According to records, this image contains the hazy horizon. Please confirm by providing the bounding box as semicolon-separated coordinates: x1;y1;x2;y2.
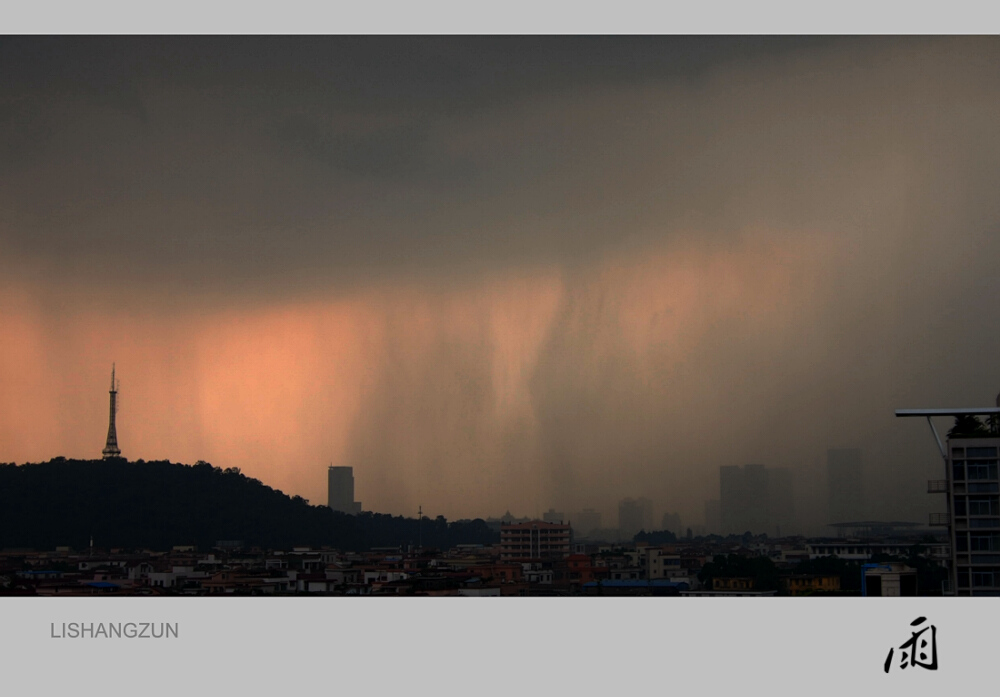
2;37;999;533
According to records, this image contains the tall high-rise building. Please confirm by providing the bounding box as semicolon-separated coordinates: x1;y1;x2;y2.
328;466;362;514
743;464;769;533
720;465;742;534
827;448;863;524
102;364;121;459
897;403;1000;596
720;464;770;535
618;497;653;539
542;508;565;524
941;437;1000;596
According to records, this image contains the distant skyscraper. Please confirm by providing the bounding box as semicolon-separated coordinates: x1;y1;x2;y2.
618;497;653;539
720;464;770;535
542;508;565;523
743;464;769;533
720;465;742;534
102;364;121;459
827;449;863;523
328;466;362;514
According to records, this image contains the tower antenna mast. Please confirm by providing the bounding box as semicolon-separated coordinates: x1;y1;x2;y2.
102;363;121;459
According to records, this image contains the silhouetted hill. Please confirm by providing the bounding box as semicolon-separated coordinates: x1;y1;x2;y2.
0;458;498;552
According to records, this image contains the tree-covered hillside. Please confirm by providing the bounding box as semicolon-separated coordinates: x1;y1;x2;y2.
0;458;497;552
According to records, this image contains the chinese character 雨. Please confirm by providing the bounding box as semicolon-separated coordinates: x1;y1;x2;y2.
884;617;938;673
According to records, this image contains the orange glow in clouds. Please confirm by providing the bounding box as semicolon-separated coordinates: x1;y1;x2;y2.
0;232;831;518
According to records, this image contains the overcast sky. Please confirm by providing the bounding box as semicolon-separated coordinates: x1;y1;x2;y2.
2;36;999;532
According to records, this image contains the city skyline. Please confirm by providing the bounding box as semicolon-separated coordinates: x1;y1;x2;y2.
2;37;1000;529
8;363;946;537
3;13;1000;697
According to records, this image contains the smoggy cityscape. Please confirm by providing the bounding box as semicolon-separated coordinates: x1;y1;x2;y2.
3;36;1000;596
1;367;997;596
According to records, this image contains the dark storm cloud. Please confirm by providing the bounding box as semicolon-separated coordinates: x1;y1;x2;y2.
1;36;841;112
3;36;1000;529
0;35;854;296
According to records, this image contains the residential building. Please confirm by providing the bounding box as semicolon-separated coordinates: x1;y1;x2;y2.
897;404;1000;596
646;548;682;580
562;554;608;590
945;438;1000;596
864;563;917;597
713;577;754;591
806;539;942;561
782;575;841;595
583;579;689;596
499;521;571;560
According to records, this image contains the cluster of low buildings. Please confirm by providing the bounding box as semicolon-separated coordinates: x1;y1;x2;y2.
0;519;946;596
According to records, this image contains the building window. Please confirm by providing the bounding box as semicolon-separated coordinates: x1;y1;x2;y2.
967;463;998;480
955;497;968;516
967;447;999;458
970;518;1000;528
953;463;966;481
972;571;995;587
956;534;969;551
969;497;1000;516
970;533;1000;551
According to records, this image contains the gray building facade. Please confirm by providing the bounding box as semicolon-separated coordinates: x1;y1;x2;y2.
944;438;1000;596
328;466;362;515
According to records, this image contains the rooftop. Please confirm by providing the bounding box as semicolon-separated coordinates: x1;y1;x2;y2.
895;408;1000;417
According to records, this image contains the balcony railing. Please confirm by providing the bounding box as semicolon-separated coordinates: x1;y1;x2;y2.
928;479;949;493
929;512;950;526
941;578;954;596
